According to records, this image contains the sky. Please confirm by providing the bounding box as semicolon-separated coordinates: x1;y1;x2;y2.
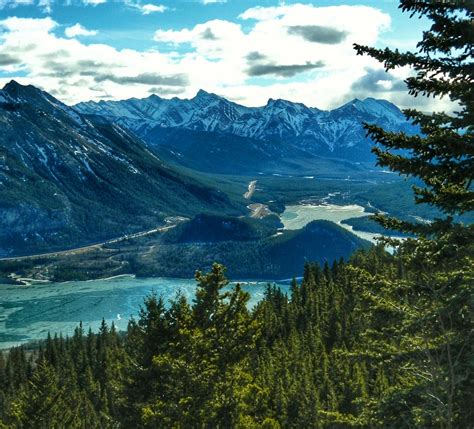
0;0;452;111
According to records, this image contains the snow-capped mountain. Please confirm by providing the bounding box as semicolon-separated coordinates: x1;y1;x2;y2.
0;81;236;256
75;90;417;167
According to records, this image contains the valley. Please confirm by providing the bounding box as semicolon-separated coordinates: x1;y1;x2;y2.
0;81;459;346
1;172;440;284
0;217;187;263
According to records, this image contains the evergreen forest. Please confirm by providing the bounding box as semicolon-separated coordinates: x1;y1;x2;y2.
0;1;472;427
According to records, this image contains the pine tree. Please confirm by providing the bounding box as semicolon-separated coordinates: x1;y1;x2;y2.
10;359;64;428
133;264;263;427
354;1;473;427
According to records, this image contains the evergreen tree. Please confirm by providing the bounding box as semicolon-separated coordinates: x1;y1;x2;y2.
136;264;262;427
354;1;473;427
10;359;64;428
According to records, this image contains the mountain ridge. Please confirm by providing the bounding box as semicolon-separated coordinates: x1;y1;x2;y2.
75;89;406;134
75;88;418;172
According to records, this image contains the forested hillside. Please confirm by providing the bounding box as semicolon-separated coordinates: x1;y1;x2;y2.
0;81;240;257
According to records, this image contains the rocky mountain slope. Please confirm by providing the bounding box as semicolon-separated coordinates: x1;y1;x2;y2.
0;81;239;256
76;90;418;173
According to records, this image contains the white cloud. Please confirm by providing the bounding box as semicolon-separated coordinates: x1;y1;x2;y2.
124;1;167;14
0;6;452;113
38;0;52;13
0;17;187;104
202;0;227;4
65;23;98;38
238;5;284;21
152;4;392;107
140;3;167;15
0;0;34;9
82;0;107;4
0;16;56;32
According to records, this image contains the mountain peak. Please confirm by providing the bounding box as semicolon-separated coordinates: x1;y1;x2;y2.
2;80;86;126
345;97;395;109
3;80;37;92
2;80;50;104
146;93;162;102
3;79;22;90
266;98;290;108
265;98;314;111
339;97;404;121
196;88;210;97
193;89;221;101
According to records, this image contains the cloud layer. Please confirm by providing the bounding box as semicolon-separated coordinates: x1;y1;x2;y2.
0;3;451;111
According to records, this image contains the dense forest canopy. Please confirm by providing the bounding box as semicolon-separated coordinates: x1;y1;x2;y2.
0;1;472;427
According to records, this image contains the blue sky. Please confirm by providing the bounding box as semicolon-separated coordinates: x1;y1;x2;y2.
0;0;444;110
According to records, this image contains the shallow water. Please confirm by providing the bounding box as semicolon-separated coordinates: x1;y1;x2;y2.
281;203;381;241
281;203;369;229
0;276;288;349
280;203;403;246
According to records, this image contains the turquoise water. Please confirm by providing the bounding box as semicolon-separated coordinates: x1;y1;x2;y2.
0;275;288;349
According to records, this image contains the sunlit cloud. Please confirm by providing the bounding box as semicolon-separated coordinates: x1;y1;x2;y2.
140;4;166;14
65;23;98;38
125;1;167;15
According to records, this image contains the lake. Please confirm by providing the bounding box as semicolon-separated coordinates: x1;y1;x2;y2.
0;276;289;350
281;203;381;242
281;203;369;229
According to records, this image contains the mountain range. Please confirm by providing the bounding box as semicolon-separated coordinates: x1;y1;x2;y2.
76;90;418;174
0;80;417;257
0;81;238;256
